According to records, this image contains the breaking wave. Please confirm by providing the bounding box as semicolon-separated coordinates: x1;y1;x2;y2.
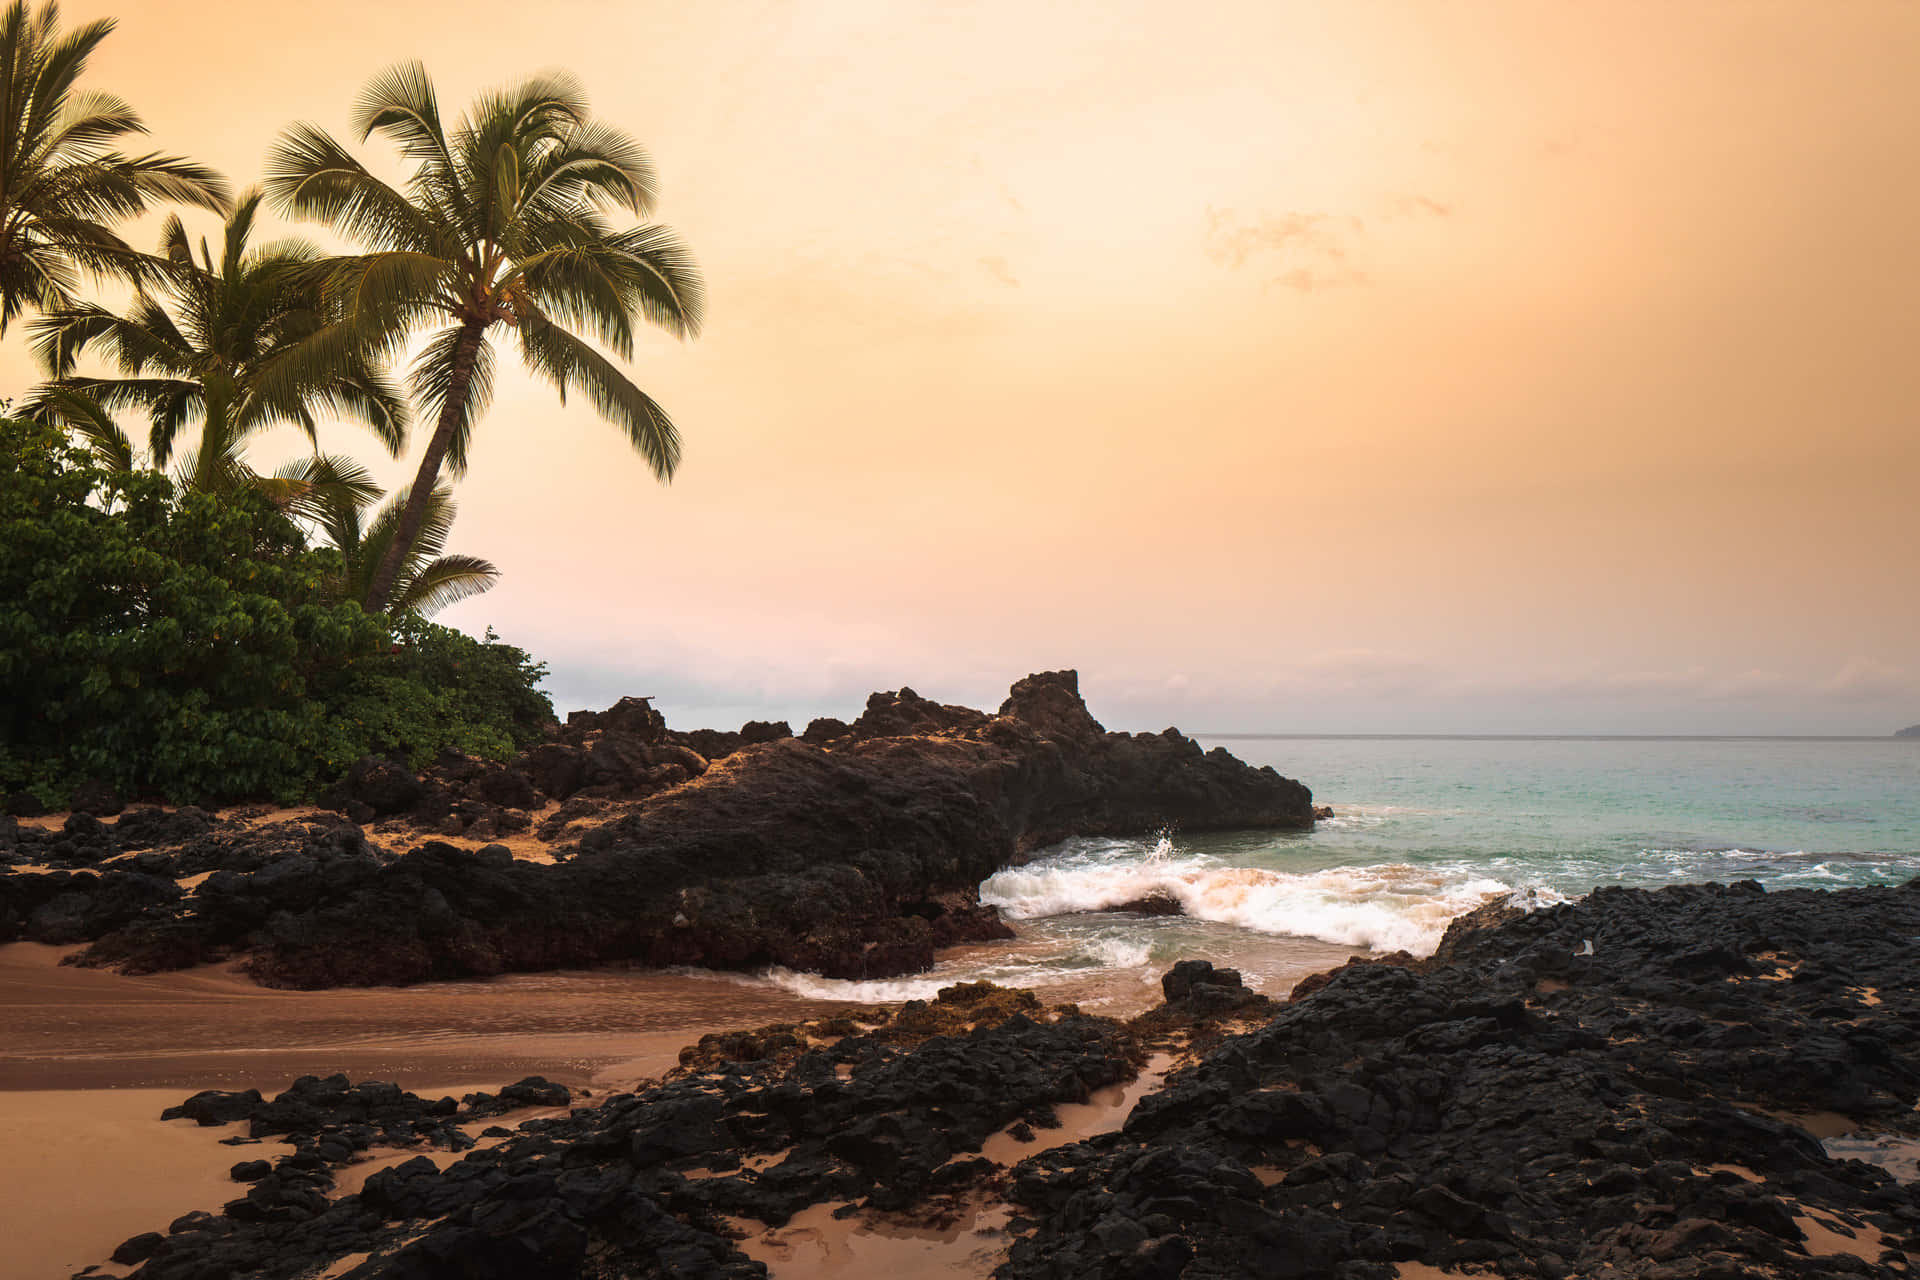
740;932;1161;1004
980;852;1513;957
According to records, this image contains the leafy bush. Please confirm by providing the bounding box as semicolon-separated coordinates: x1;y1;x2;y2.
0;418;553;805
316;618;552;770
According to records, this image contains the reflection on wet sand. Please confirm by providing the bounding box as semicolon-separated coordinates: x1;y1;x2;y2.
0;942;854;1091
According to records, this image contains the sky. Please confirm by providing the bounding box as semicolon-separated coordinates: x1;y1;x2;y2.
12;0;1920;734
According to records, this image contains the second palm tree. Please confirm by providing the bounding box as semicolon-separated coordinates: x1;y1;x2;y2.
265;63;705;613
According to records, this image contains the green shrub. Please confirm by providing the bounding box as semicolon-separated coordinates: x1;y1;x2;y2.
317;618;553;771
0;417;553;804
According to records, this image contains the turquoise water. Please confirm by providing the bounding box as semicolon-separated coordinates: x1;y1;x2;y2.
1217;735;1920;892
751;737;1920;1011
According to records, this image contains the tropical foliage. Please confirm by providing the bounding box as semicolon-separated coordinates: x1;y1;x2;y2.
23;188;407;491
315;480;498;618
0;0;229;330
264;63;703;610
0;417;549;805
0;22;705;804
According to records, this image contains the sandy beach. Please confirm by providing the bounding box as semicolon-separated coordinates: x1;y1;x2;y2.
0;942;853;1277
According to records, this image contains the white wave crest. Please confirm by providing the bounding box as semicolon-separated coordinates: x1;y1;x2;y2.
751;968;953;1003
981;858;1509;956
1505;885;1572;911
1077;934;1155;969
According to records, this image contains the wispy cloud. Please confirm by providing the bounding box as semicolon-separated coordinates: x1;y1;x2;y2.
1204;207;1370;292
977;255;1021;288
1819;659;1919;701
1385;193;1453;219
1204;207;1360;268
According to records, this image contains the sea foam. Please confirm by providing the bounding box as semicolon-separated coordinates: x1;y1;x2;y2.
980;855;1510;956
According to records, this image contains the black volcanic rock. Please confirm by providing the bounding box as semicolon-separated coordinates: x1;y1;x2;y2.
801;716;852;743
738;719;792;745
99;885;1920;1280
1001;880;1920;1280
61;671;1313;988
115;985;1134;1280
999;669;1106;748
4;789;46;817
851;685;990;739
69;778;125;817
324;757;424;821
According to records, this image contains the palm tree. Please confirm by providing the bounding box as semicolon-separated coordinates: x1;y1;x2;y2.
0;0;229;331
263;63;703;612
314;480;497;618
25;187;408;490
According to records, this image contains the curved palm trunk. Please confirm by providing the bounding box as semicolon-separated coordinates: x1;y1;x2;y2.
363;317;488;613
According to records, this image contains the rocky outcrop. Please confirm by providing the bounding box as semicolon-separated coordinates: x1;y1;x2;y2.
114;984;1135;1280
16;671;1313;987
1001;880;1920;1279
100;882;1920;1280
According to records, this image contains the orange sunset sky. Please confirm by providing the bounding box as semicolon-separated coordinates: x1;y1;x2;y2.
12;0;1919;733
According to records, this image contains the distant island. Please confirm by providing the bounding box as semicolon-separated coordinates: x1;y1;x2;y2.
1899;725;1920;738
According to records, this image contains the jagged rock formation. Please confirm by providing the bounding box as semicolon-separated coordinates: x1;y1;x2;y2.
1002;880;1920;1279
96;882;1920;1280
113;985;1136;1280
2;671;1313;987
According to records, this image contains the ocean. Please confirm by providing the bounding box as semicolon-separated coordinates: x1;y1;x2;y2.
743;736;1920;1014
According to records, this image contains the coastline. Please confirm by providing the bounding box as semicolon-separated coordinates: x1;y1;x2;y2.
7;877;1918;1278
0;942;856;1277
5;680;1918;1277
2;672;1315;992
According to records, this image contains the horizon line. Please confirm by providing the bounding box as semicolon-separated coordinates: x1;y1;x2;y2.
1191;732;1913;743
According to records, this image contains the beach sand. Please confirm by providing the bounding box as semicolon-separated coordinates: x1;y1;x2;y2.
7;1088;252;1276
0;941;854;1277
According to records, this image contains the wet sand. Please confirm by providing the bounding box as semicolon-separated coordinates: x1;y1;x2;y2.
7;1089;252;1277
0;943;853;1092
735;1197;1016;1280
0;941;856;1279
0;920;1372;1278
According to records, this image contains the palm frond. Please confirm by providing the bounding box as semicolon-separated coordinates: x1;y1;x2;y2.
352;61;451;166
518;318;679;479
269;451;383;523
518;118;657;218
264;122;440;254
394;553;498;617
0;2;229;328
30;385;136;471
605;224;705;338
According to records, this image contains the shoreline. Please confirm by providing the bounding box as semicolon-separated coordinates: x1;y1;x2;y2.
5;877;1917;1278
2;671;1318;991
0;943;858;1278
0;942;861;1094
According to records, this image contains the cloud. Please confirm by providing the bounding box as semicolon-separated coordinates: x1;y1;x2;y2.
1204;207;1362;270
1819;659;1919;701
1386;193;1453;219
977;255;1021;288
1205;207;1373;293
